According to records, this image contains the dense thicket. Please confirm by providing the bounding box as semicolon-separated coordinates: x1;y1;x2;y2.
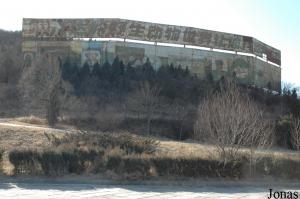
0;30;22;115
61;57;205;104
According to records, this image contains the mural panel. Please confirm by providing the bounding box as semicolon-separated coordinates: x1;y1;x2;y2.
253;58;281;91
81;50;101;66
22;41;37;52
104;41;279;91
115;46;145;66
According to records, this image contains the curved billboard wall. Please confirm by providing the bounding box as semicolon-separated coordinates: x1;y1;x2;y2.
22;18;281;91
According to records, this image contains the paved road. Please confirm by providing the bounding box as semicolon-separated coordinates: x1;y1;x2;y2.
0;182;299;199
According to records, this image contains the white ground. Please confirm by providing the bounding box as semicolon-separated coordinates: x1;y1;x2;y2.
0;182;299;199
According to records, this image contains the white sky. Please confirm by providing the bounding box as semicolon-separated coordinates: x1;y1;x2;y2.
1;0;300;87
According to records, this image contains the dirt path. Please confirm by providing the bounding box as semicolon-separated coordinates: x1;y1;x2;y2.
0;119;73;133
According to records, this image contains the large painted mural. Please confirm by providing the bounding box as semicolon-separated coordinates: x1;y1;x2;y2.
21;18;281;91
65;40;280;91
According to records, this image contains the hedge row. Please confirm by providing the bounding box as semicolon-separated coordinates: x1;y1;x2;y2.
254;157;300;179
0;149;3;164
8;149;300;180
106;156;243;178
8;149;242;178
9;149;102;175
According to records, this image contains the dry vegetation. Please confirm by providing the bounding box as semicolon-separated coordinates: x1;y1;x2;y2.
14;115;47;126
0;122;66;175
159;139;300;162
1;119;297;160
0;124;63;151
1;119;300;180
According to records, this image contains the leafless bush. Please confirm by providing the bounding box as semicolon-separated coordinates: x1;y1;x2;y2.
21;53;62;125
45;131;159;155
194;82;273;168
171;102;192;139
291;117;300;151
46;85;60;126
127;81;161;135
94;104;125;131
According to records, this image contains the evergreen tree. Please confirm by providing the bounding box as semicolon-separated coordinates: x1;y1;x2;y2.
101;61;112;81
79;62;91;81
92;62;101;77
141;58;155;82
184;66;190;77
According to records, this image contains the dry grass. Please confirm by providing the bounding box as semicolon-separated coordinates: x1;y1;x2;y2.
14;115;46;126
0;124;64;151
1;120;300;178
0;123;68;175
158;139;300;162
5;116;78;132
1;120;299;161
157;139;216;159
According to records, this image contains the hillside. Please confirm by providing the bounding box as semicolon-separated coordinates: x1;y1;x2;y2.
1;30;300;181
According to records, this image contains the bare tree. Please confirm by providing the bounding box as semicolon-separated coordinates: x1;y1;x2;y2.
127;81;161;135
291;117;300;151
282;82;295;95
194;82;273;169
21;53;62;125
46;83;60;126
172;102;191;140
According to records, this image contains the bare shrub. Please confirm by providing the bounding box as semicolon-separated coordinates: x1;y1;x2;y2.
291;117;300;150
171;102;194;139
60;95;90;120
127;81;161;135
20;53;62;125
46;85;60;126
194;82;273;169
59;96;125;130
45;131;159;155
94;104;125;131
